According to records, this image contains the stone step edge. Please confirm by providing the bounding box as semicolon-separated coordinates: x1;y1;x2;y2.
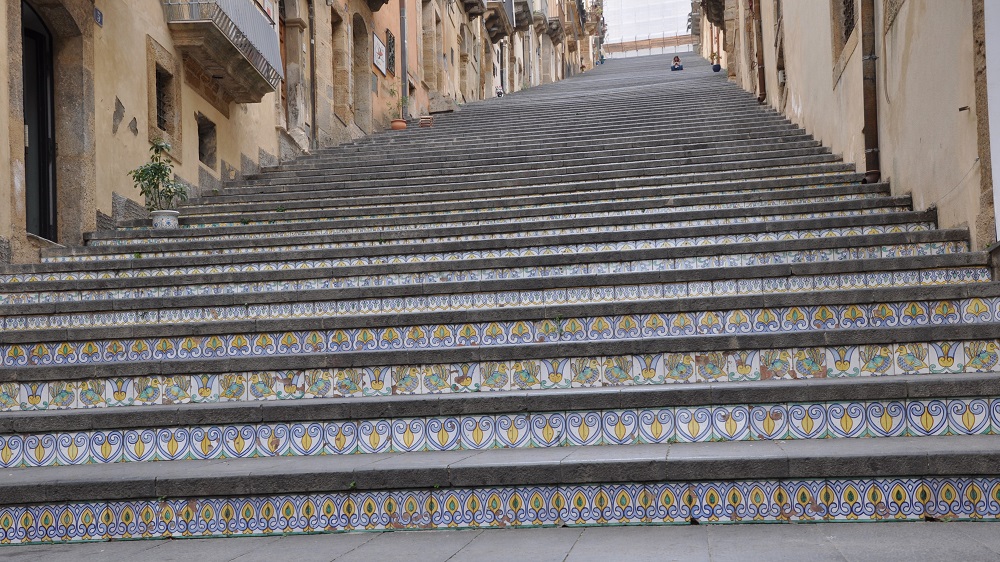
88;183;884;249
91;174;869;241
7;230;969;293
295;121;805;159
259;139;824;180
252;144;828;184
1;254;987;318
274;131;818;173
2;372;994;435
60;192;904;258
0;436;996;506
3;281;993;345
22;211;935;276
4;323;998;383
211;148;836;208
211;157;848;200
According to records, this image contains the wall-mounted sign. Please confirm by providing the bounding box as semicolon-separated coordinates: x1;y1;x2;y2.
373;33;387;75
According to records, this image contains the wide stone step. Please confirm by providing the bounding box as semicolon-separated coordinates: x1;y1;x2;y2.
0;435;996;544
3;284;998;370
264;121;807;175
100;173;867;241
7;214;939;282
272;129;817;174
2;325;997;413
259;138;823;182
192;166;857;220
0;373;995;468
2;255;989;331
42;206;929;265
129;180;890;233
303;101;780;151
3;230;969;304
61;190;901;261
220;146;831;200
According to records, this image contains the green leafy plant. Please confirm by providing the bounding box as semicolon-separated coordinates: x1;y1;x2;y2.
386;82;408;120
128;140;188;211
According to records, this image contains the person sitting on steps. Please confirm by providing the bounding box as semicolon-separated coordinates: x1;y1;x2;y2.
671;56;683;71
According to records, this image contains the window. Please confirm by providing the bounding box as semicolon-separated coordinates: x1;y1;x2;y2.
386;30;396;75
155;67;172;132
146;36;181;154
841;0;855;44
196;112;216;169
829;0;858;84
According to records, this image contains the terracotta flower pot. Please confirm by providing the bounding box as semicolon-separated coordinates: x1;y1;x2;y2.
150;209;180;229
391;119;407;130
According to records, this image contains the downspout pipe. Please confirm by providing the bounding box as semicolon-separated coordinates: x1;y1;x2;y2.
751;0;765;103
308;0;319;150
400;0;409;119
860;0;881;183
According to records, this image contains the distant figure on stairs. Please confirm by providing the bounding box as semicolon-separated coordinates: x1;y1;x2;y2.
671;56;683;71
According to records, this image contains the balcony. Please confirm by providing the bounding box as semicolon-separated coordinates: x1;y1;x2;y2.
485;0;514;42
463;0;486;17
161;0;284;103
513;0;532;31
546;17;564;43
532;10;547;33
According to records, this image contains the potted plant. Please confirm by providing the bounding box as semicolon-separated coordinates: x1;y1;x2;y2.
128;139;188;229
710;52;722;73
387;82;407;130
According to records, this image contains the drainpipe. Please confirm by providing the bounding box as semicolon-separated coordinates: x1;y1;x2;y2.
400;0;409;119
751;0;765;103
860;0;880;183
308;0;319;150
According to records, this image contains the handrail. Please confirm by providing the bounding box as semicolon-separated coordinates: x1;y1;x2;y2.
162;0;284;88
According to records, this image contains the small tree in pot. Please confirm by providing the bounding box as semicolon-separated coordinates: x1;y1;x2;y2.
387;81;408;130
128;139;188;229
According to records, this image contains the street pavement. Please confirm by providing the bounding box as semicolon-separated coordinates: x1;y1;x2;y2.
3;522;999;561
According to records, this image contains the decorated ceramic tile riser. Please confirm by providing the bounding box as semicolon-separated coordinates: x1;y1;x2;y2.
1;341;995;413
0;240;969;306
91;188;873;249
3;268;990;330
45;206;912;263
1;396;997;468
90;183;861;247
3;299;996;368
115;172;852;230
0;477;996;544
0;223;939;284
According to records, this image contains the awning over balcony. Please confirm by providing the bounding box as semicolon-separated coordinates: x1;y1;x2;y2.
162;0;284;103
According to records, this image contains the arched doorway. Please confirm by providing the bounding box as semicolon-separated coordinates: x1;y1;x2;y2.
351;14;372;133
22;1;57;241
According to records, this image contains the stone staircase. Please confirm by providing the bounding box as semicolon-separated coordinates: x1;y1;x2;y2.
2;53;1000;545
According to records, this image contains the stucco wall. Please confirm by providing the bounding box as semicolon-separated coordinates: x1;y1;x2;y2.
770;0;866;169
94;0;280;211
876;0;983;243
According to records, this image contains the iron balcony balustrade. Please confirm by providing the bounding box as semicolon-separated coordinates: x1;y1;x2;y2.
161;0;284;103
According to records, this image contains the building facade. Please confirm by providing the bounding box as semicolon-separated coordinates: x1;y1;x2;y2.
699;0;996;249
6;0;603;264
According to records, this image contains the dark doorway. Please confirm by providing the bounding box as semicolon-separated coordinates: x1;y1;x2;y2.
22;1;57;241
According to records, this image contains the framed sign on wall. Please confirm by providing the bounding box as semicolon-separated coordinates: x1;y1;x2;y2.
373;33;387;75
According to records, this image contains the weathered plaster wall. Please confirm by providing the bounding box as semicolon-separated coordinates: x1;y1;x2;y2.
94;0;280;209
0;2;10;263
875;0;985;246
774;0;865;170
